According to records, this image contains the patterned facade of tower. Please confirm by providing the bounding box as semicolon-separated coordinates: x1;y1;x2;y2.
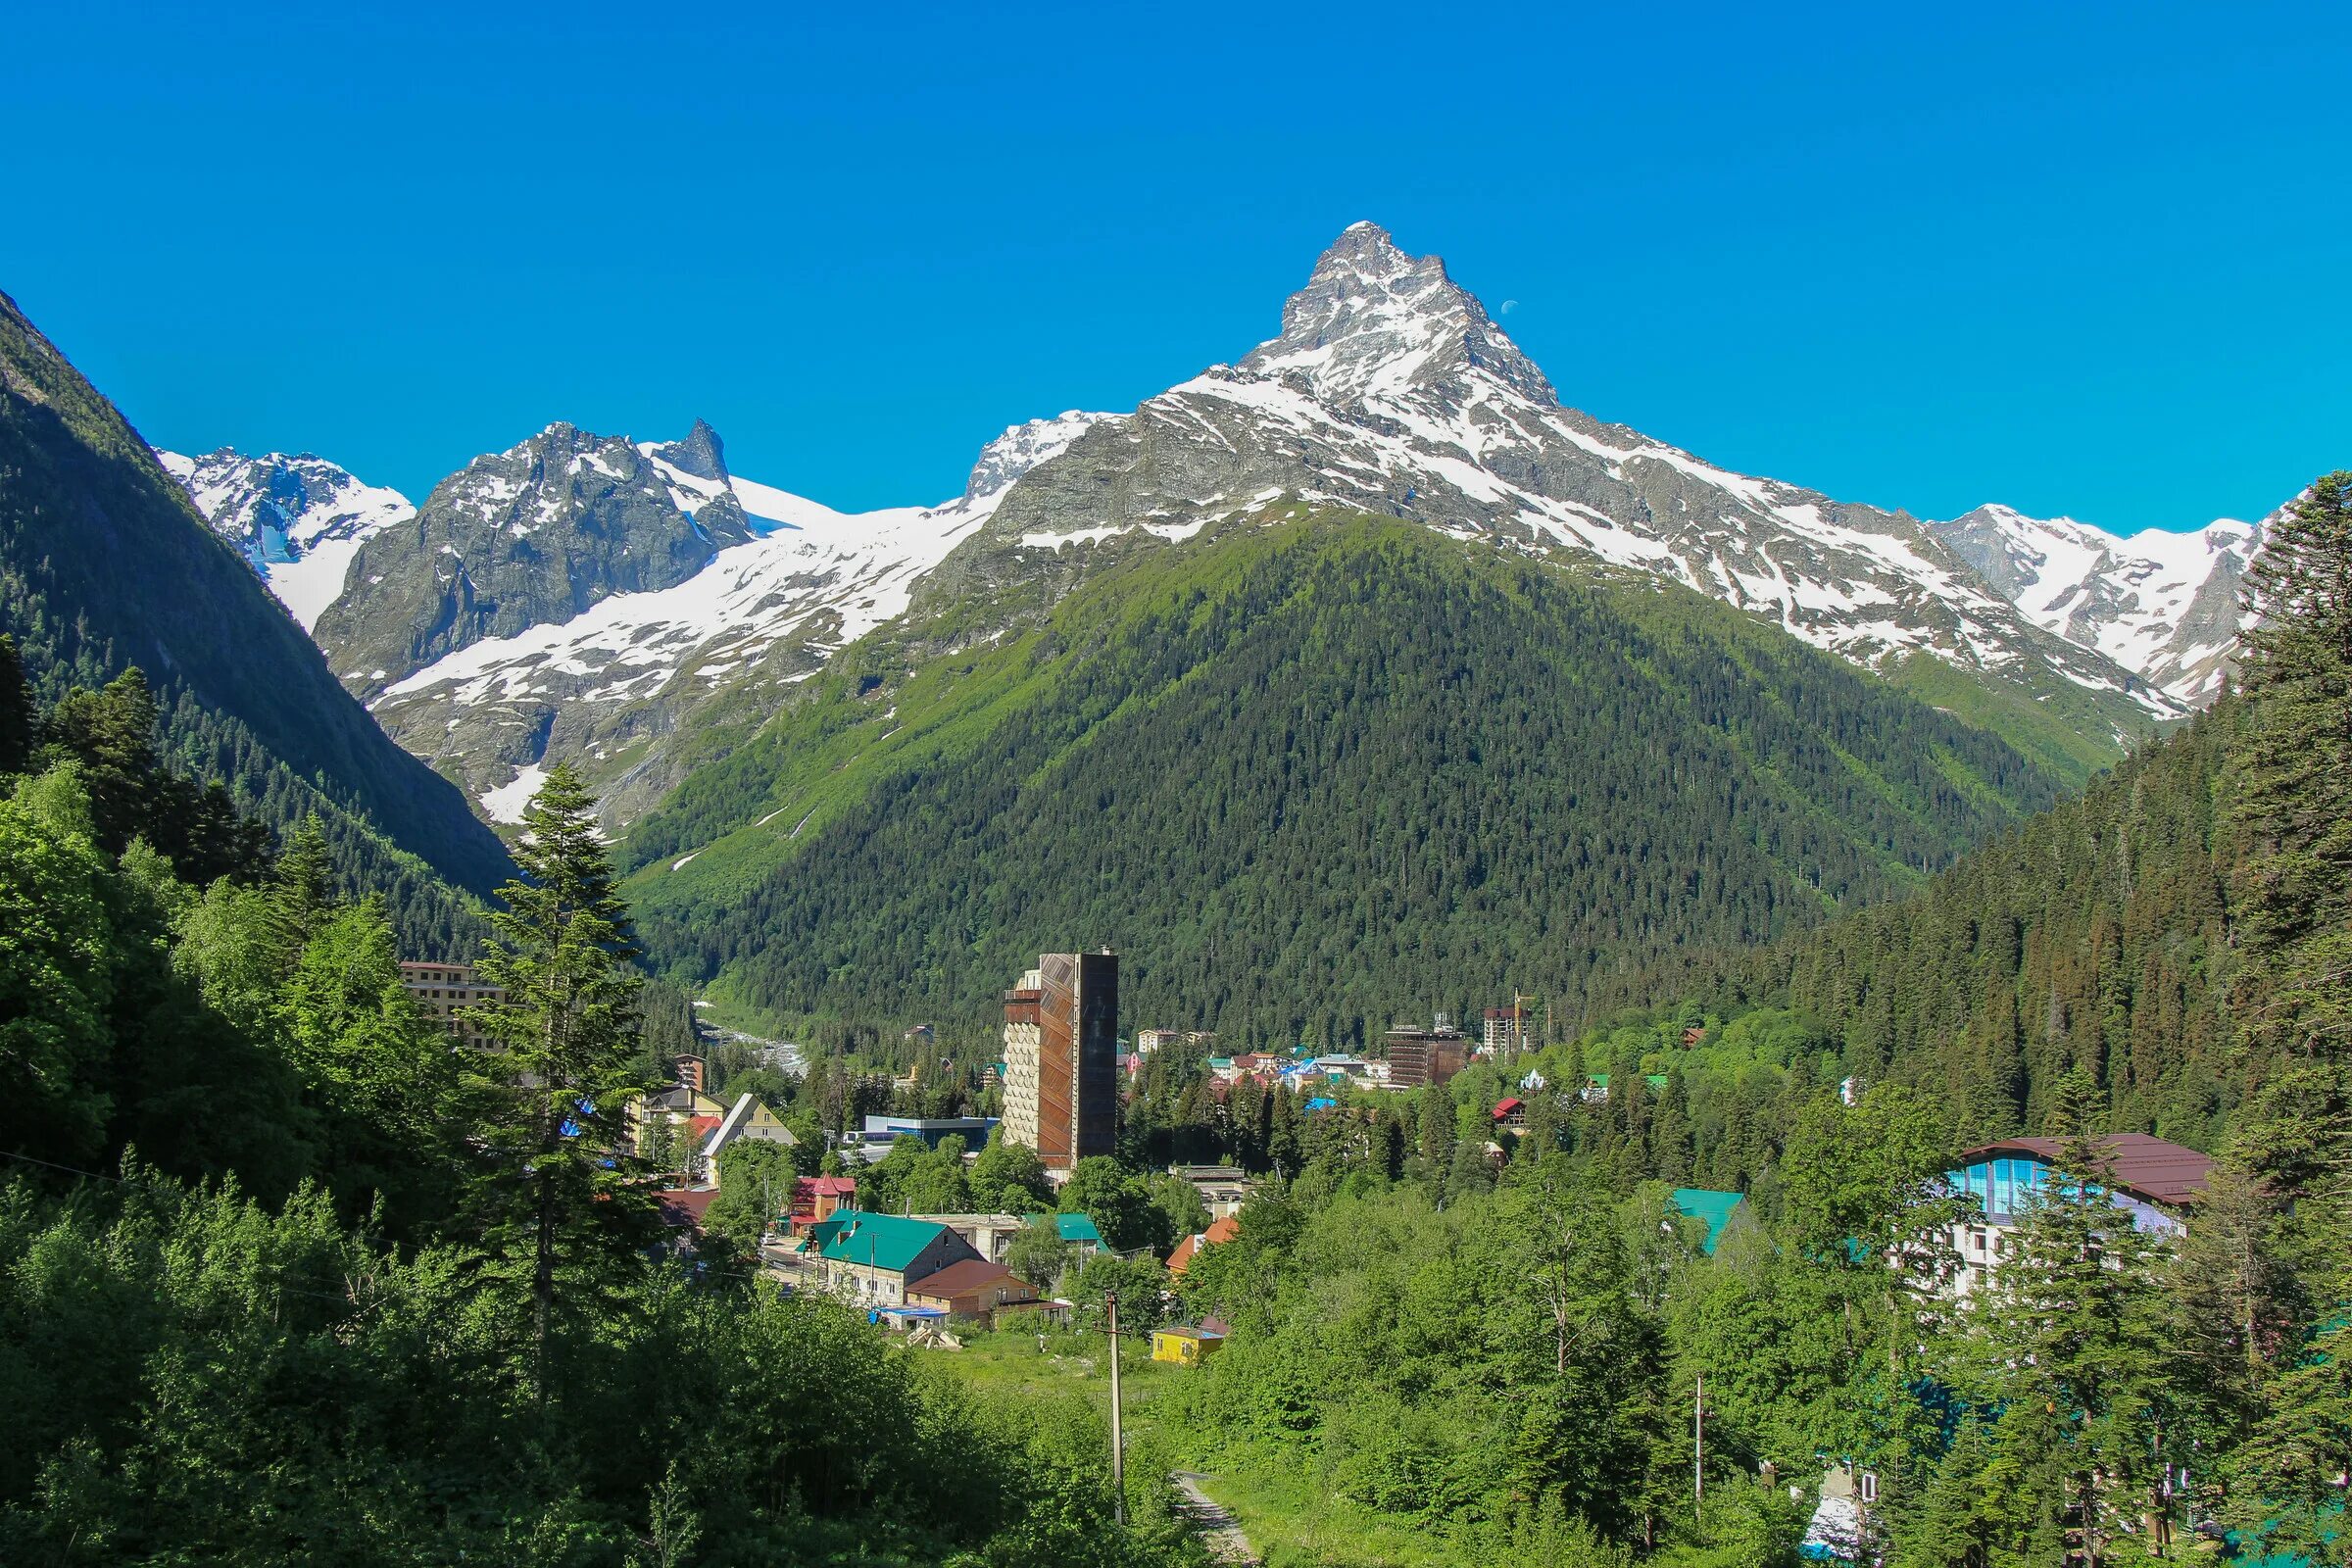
1000;951;1117;1172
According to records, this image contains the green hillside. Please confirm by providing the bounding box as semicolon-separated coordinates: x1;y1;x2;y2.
1677;473;2351;1156
1705;704;2239;1145
624;513;2066;1044
0;287;510;952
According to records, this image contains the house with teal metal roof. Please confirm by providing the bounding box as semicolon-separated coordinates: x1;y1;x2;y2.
815;1210;984;1306
1027;1212;1105;1254
1671;1188;1745;1254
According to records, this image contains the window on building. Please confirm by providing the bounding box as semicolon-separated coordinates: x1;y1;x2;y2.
1859;1472;1879;1503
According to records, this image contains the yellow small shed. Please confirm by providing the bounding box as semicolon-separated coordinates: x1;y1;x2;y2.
1150;1326;1225;1365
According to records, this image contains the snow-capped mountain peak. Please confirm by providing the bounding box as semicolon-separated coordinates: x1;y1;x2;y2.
1934;504;2262;706
1240;221;1554;406
156;448;414;630
974;222;2186;732
333;409;1117;824
962;412;1124;503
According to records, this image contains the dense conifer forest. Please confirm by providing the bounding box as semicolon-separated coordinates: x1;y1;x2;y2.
629;517;2065;1043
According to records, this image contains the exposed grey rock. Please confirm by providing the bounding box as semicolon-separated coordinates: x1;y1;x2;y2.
347;413;1117;826
315;420;754;697
1935;503;2264;707
926;222;2178;742
155;448;413;631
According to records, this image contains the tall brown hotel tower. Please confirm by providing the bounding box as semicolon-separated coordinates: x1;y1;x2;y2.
1001;950;1119;1171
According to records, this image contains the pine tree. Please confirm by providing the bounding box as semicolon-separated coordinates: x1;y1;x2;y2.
0;632;35;776
2167;1161;2294;1447
1418;1084;1455;1201
266;813;335;963
464;761;662;1395
1973;1074;2178;1567
2222;470;2352;1565
44;667;162;855
2230;471;2352;1200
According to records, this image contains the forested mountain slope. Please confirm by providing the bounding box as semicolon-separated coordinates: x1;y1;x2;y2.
1703;702;2242;1146
627;512;2065;1043
0;287;509;949
1681;474;2350;1155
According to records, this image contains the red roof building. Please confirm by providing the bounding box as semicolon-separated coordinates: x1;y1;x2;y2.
788;1175;859;1236
655;1188;717;1234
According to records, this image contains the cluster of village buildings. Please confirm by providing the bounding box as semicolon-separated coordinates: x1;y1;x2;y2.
398;955;2222;1393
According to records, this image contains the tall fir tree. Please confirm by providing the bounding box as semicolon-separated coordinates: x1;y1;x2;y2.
465;761;662;1395
2223;470;2352;1565
266;813;336;963
2230;469;2352;1199
0;632;35;776
1971;1074;2179;1568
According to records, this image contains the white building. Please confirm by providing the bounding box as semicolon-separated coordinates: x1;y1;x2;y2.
1001;967;1044;1153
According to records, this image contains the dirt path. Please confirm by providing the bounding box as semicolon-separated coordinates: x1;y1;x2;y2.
1170;1472;1259;1565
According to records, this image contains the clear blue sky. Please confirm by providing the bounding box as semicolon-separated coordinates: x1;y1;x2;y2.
4;1;2344;533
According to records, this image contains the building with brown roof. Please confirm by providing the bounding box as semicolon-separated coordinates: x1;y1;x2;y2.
1168;1212;1243;1277
905;1259;1039;1324
1945;1133;2215;1296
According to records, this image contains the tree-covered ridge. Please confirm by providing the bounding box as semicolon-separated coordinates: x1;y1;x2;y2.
1647;475;2352;1168
628;514;2063;1044
0;286;509;952
1705;699;2244;1147
0;734;1195;1565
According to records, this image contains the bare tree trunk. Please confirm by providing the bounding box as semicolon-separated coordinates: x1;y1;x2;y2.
534;1164;555;1402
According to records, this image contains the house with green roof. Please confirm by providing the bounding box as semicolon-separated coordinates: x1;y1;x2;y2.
1671;1188;1746;1254
815;1210;985;1306
1027;1212;1105;1255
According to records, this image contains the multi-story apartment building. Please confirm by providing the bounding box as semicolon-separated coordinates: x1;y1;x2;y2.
1482;1005;1532;1057
1135;1028;1216;1056
398;960;505;1044
1000;950;1118;1172
1383;1019;1471;1090
1002;968;1044;1152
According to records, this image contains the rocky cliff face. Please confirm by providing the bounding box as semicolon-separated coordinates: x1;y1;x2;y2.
313;418;757;695
155;448;413;630
350;412;1115;824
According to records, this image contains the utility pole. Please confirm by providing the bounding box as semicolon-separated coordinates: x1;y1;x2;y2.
1105;1291;1127;1526
1693;1372;1705;1525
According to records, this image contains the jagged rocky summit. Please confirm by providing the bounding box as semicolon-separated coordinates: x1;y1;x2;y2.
172;221;2282;827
